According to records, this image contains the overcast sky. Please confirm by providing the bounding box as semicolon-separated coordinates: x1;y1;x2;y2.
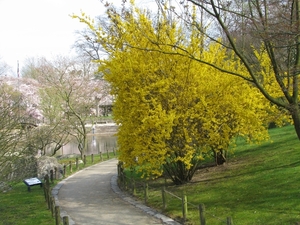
0;0;156;76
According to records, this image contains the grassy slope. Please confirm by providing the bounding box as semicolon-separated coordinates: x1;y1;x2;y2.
185;125;300;225
135;125;300;225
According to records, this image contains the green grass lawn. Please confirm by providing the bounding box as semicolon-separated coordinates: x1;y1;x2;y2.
0;182;54;225
123;125;300;225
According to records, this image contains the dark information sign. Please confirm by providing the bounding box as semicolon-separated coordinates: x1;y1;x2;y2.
23;177;42;191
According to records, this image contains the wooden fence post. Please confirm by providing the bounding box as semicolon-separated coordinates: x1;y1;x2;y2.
45;174;50;185
50;196;55;217
162;186;166;210
84;155;86;165
69;161;72;173
63;216;69;225
132;178;136;195
117;163;120;177
47;186;51;210
113;148;116;156
44;174;50;209
100;152;103;161
121;171;126;188
55;206;61;225
45;174;52;210
50;170;54;183
43;183;48;203
63;165;66;177
91;154;94;163
144;182;148;204
54;167;57;180
182;194;187;221
161;186;167;210
76;157;79;170
199;204;206;225
227;217;233;225
105;142;109;158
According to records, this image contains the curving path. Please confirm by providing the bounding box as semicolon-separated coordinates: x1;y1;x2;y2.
52;159;181;225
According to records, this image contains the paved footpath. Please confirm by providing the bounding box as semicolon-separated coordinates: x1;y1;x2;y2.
52;159;181;225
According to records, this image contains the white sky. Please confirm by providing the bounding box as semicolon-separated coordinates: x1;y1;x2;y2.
0;0;157;76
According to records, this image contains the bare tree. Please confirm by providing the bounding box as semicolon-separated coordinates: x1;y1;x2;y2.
73;28;104;60
37;56;110;158
21;57;48;80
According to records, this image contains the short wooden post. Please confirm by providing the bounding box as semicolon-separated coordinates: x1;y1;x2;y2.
63;165;66;177
76;157;79;170
227;217;233;225
47;187;51;210
43;183;48;203
45;174;50;186
55;206;61;225
63;216;69;225
50;196;55;217
162;186;166;210
122;172;126;187
132;178;136;195
54;167;57;179
84;155;86;165
50;170;54;183
69;161;72;173
144;182;148;204
199;204;206;225
43;175;47;199
117;163;120;177
113;148;116;156
182;194;187;221
100;152;103;161
107;149;109;159
45;174;52;209
44;174;50;209
91;154;94;163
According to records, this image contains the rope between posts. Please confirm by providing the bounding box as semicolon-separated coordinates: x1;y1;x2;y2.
206;212;227;223
119;173;230;224
186;201;226;222
164;190;182;200
187;201;198;208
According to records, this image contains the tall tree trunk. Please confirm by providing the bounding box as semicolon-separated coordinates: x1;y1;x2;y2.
291;107;300;140
292;0;300;140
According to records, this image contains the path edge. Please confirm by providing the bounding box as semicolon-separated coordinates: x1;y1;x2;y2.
110;174;182;225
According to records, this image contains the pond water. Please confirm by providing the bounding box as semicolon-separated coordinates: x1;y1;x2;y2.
55;134;118;156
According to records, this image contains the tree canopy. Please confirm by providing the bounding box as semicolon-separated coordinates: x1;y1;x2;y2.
31;56;101;158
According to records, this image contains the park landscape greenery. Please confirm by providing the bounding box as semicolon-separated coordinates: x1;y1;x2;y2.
1;0;300;224
0;125;299;224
